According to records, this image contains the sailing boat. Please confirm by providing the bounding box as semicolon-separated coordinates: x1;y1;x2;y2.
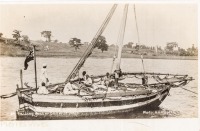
15;4;193;120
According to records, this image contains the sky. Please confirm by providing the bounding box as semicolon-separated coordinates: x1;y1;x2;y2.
0;3;198;49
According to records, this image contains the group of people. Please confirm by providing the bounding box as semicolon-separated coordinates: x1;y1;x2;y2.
63;71;115;95
37;63;122;95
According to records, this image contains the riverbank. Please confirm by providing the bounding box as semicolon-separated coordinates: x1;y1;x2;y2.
0;41;198;60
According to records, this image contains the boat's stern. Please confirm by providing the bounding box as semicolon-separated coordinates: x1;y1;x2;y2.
16;88;36;120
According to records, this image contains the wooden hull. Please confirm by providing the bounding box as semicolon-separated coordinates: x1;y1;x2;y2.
16;86;170;120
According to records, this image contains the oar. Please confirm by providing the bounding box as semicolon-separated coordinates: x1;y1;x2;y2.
1;83;35;99
1;92;17;99
1;84;19;99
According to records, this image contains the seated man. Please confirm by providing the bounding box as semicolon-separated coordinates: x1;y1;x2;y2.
37;82;49;94
81;74;97;92
37;82;59;94
92;72;111;91
91;73;113;91
63;81;79;95
82;75;92;86
81;71;87;81
103;72;113;87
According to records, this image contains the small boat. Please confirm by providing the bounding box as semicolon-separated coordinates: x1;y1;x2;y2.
15;4;193;120
16;72;192;120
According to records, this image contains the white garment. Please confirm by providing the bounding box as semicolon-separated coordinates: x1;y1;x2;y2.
37;86;49;94
83;77;92;85
40;68;48;85
114;72;119;79
92;83;107;90
63;83;78;95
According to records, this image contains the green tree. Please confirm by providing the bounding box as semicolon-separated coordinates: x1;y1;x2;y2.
69;38;82;51
95;36;108;53
41;31;52;42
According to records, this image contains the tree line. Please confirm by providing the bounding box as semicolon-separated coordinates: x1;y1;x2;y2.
0;30;197;56
0;30;109;53
123;41;198;56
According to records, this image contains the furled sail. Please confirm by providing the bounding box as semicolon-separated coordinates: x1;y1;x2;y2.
115;4;128;71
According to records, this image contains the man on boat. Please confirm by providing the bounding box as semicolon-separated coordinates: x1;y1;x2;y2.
40;63;49;86
102;72;114;87
63;81;79;95
81;71;87;81
37;82;49;94
114;69;122;89
90;73;111;91
37;82;58;94
82;74;93;87
79;74;96;92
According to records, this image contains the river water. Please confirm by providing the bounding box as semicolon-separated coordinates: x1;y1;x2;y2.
0;57;198;120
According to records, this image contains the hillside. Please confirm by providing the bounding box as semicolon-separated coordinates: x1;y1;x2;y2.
0;39;198;60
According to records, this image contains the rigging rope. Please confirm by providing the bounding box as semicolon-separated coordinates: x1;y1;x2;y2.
133;4;146;76
133;4;140;44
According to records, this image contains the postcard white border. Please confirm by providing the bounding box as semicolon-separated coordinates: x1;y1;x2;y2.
0;0;199;131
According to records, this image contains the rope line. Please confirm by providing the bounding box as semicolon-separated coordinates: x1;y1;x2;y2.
133;4;140;43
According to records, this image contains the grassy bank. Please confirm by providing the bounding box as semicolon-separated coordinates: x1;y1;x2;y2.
0;41;198;60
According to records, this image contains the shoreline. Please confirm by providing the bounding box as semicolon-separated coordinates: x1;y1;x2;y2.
0;41;197;60
0;54;198;60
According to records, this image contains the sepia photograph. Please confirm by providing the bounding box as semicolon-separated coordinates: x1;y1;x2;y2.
0;0;198;126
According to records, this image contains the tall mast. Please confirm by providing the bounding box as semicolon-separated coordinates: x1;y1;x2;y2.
116;4;129;70
65;4;117;82
33;45;38;90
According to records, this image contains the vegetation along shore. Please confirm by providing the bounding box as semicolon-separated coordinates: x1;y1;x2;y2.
0;34;198;60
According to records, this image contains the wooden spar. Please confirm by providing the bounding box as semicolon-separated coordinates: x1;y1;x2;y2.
116;4;129;70
65;4;117;83
16;84;19;89
47;71;188;88
33;45;38;90
122;72;188;76
20;69;23;88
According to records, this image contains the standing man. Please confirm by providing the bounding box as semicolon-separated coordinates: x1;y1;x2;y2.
40;63;49;85
114;69;122;89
